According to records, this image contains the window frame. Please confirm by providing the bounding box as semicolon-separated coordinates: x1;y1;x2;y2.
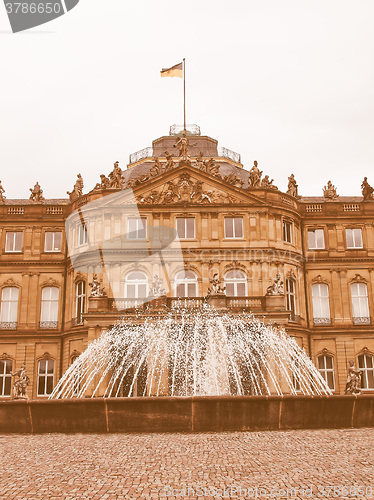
44;231;62;253
345;228;363;249
224;270;247;297
174;270;198;298
286;278;296;315
176;218;195;240
124;271;148;299
0;286;19;326
0;359;13;397
37;358;55;397
358;354;374;390
350;282;370;323
311;283;331;324
76;281;86;325
5;231;23;253
40;286;59;327
317;354;335;391
224;217;244;240
308;228;325;250
77;224;88;246
127;217;147;240
283;220;292;244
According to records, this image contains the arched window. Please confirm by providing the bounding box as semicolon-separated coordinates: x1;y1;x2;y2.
312;283;331;325
76;281;86;325
125;272;148;299
175;271;198;298
317;354;335;390
351;283;370;324
0;287;19;329
286;278;296;316
358;354;374;389
225;270;247;297
37;358;55;397
0;359;13;397
40;287;59;328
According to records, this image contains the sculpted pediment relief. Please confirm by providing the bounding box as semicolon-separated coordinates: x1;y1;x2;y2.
135;172;250;205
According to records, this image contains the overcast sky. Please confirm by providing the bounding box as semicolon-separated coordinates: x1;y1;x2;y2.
1;0;373;199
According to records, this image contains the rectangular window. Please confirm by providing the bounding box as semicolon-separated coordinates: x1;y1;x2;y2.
283;221;292;243
346;228;363;249
5;232;23;252
351;283;370;321
128;218;147;240
312;284;330;322
308;229;325;249
44;232;62;252
37;359;55;396
176;218;195;239
78;224;88;246
0;287;19;326
224;217;243;239
318;355;335;390
0;359;12;397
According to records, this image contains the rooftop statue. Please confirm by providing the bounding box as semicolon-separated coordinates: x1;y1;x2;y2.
109;161;123;189
204;158;220;176
248;161;262;187
361;177;374;200
174;134;194;166
89;274;107;298
207;273;226;296
67;173;84;201
164;151;175;172
29;182;45;202
11;362;30;399
0;180;5;204
287;174;299;198
323;180;339;200
222;171;244;188
195;151;205;171
261;175;277;189
345;360;361;394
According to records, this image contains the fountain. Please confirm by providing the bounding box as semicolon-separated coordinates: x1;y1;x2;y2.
51;305;331;399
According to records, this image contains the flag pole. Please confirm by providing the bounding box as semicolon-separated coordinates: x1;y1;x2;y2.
183;58;186;135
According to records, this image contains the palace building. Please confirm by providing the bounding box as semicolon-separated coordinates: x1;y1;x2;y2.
0;124;374;399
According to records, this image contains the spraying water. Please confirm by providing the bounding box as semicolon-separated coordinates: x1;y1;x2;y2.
51;305;331;399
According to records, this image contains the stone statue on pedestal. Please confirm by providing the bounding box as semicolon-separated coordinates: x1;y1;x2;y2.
345;360;361;394
361;177;374;200
11;363;30;399
287;174;299;198
323;180;339;200
29;182;45;202
207;273;226;296
248;161;262;187
67;173;84;201
109;161;123;189
266;272;284;296
174;135;191;165
0;180;5;204
149;275;166;298
89;274;107;297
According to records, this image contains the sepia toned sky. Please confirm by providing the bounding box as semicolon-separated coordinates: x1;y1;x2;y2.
1;0;373;199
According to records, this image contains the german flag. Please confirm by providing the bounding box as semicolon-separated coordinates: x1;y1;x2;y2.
160;62;183;78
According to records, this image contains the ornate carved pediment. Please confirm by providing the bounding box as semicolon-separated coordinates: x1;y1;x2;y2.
41;278;60;288
136;172;244;205
74;272;86;284
350;273;367;284
0;352;13;360
39;352;52;360
311;274;329;284
1;277;21;288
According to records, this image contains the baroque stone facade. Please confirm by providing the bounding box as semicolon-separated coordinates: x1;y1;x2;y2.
0;126;374;398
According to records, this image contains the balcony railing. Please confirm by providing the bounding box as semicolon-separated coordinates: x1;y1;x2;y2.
168;297;205;309
353;317;371;325
313;318;332;326
113;298;147;311
227;297;265;311
129;147;154;165
217;147;241;164
0;322;17;330
39;321;58;330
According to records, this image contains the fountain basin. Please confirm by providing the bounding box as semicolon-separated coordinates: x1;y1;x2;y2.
1;395;373;434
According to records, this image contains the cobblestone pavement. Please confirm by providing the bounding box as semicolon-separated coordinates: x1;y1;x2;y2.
0;429;373;500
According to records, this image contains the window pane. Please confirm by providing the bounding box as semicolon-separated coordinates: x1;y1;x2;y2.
366;355;373;369
316;229;325;249
176;219;185;239
4;377;11;396
54;232;62;251
226;283;235;296
354;229;363;247
225;219;234;238
187;283;196;297
176;284;185;297
308;231;315;249
326;356;333;369
237;282;246;296
358;355;365;369
346;229;354;248
46;376;54;395
37;377;45;396
39;360;46;374
327;372;334;390
234;218;243;238
47;360;54;374
44;232;53;251
138;219;146;239
138;284;147;298
318;356;325;370
367;370;374;388
186;218;194;238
